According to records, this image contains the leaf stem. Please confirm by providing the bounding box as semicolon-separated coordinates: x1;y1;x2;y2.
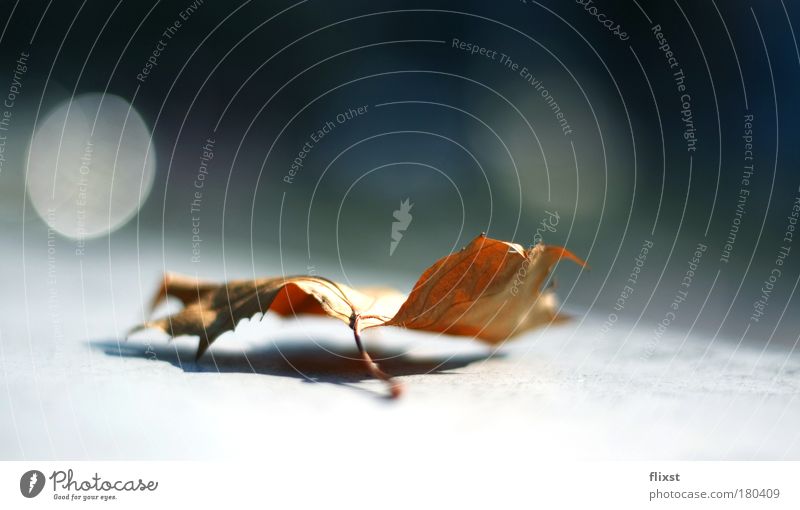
351;314;403;399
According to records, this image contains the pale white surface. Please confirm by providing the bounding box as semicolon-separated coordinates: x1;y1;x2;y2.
1;226;799;461
2;290;799;461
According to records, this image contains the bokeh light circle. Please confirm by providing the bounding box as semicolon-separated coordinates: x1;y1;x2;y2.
26;92;155;239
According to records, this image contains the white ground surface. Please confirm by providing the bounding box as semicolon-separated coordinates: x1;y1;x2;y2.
1;225;798;461
2;289;799;461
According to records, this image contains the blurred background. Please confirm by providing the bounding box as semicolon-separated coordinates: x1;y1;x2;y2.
1;0;799;460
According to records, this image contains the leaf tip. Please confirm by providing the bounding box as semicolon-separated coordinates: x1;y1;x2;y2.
544;245;587;269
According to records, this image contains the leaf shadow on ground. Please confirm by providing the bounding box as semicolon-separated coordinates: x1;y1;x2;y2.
90;335;498;399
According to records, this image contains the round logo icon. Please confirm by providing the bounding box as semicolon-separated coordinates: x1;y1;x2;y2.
20;470;45;498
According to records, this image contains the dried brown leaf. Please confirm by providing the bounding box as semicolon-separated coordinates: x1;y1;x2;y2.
132;234;584;397
382;234;586;343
